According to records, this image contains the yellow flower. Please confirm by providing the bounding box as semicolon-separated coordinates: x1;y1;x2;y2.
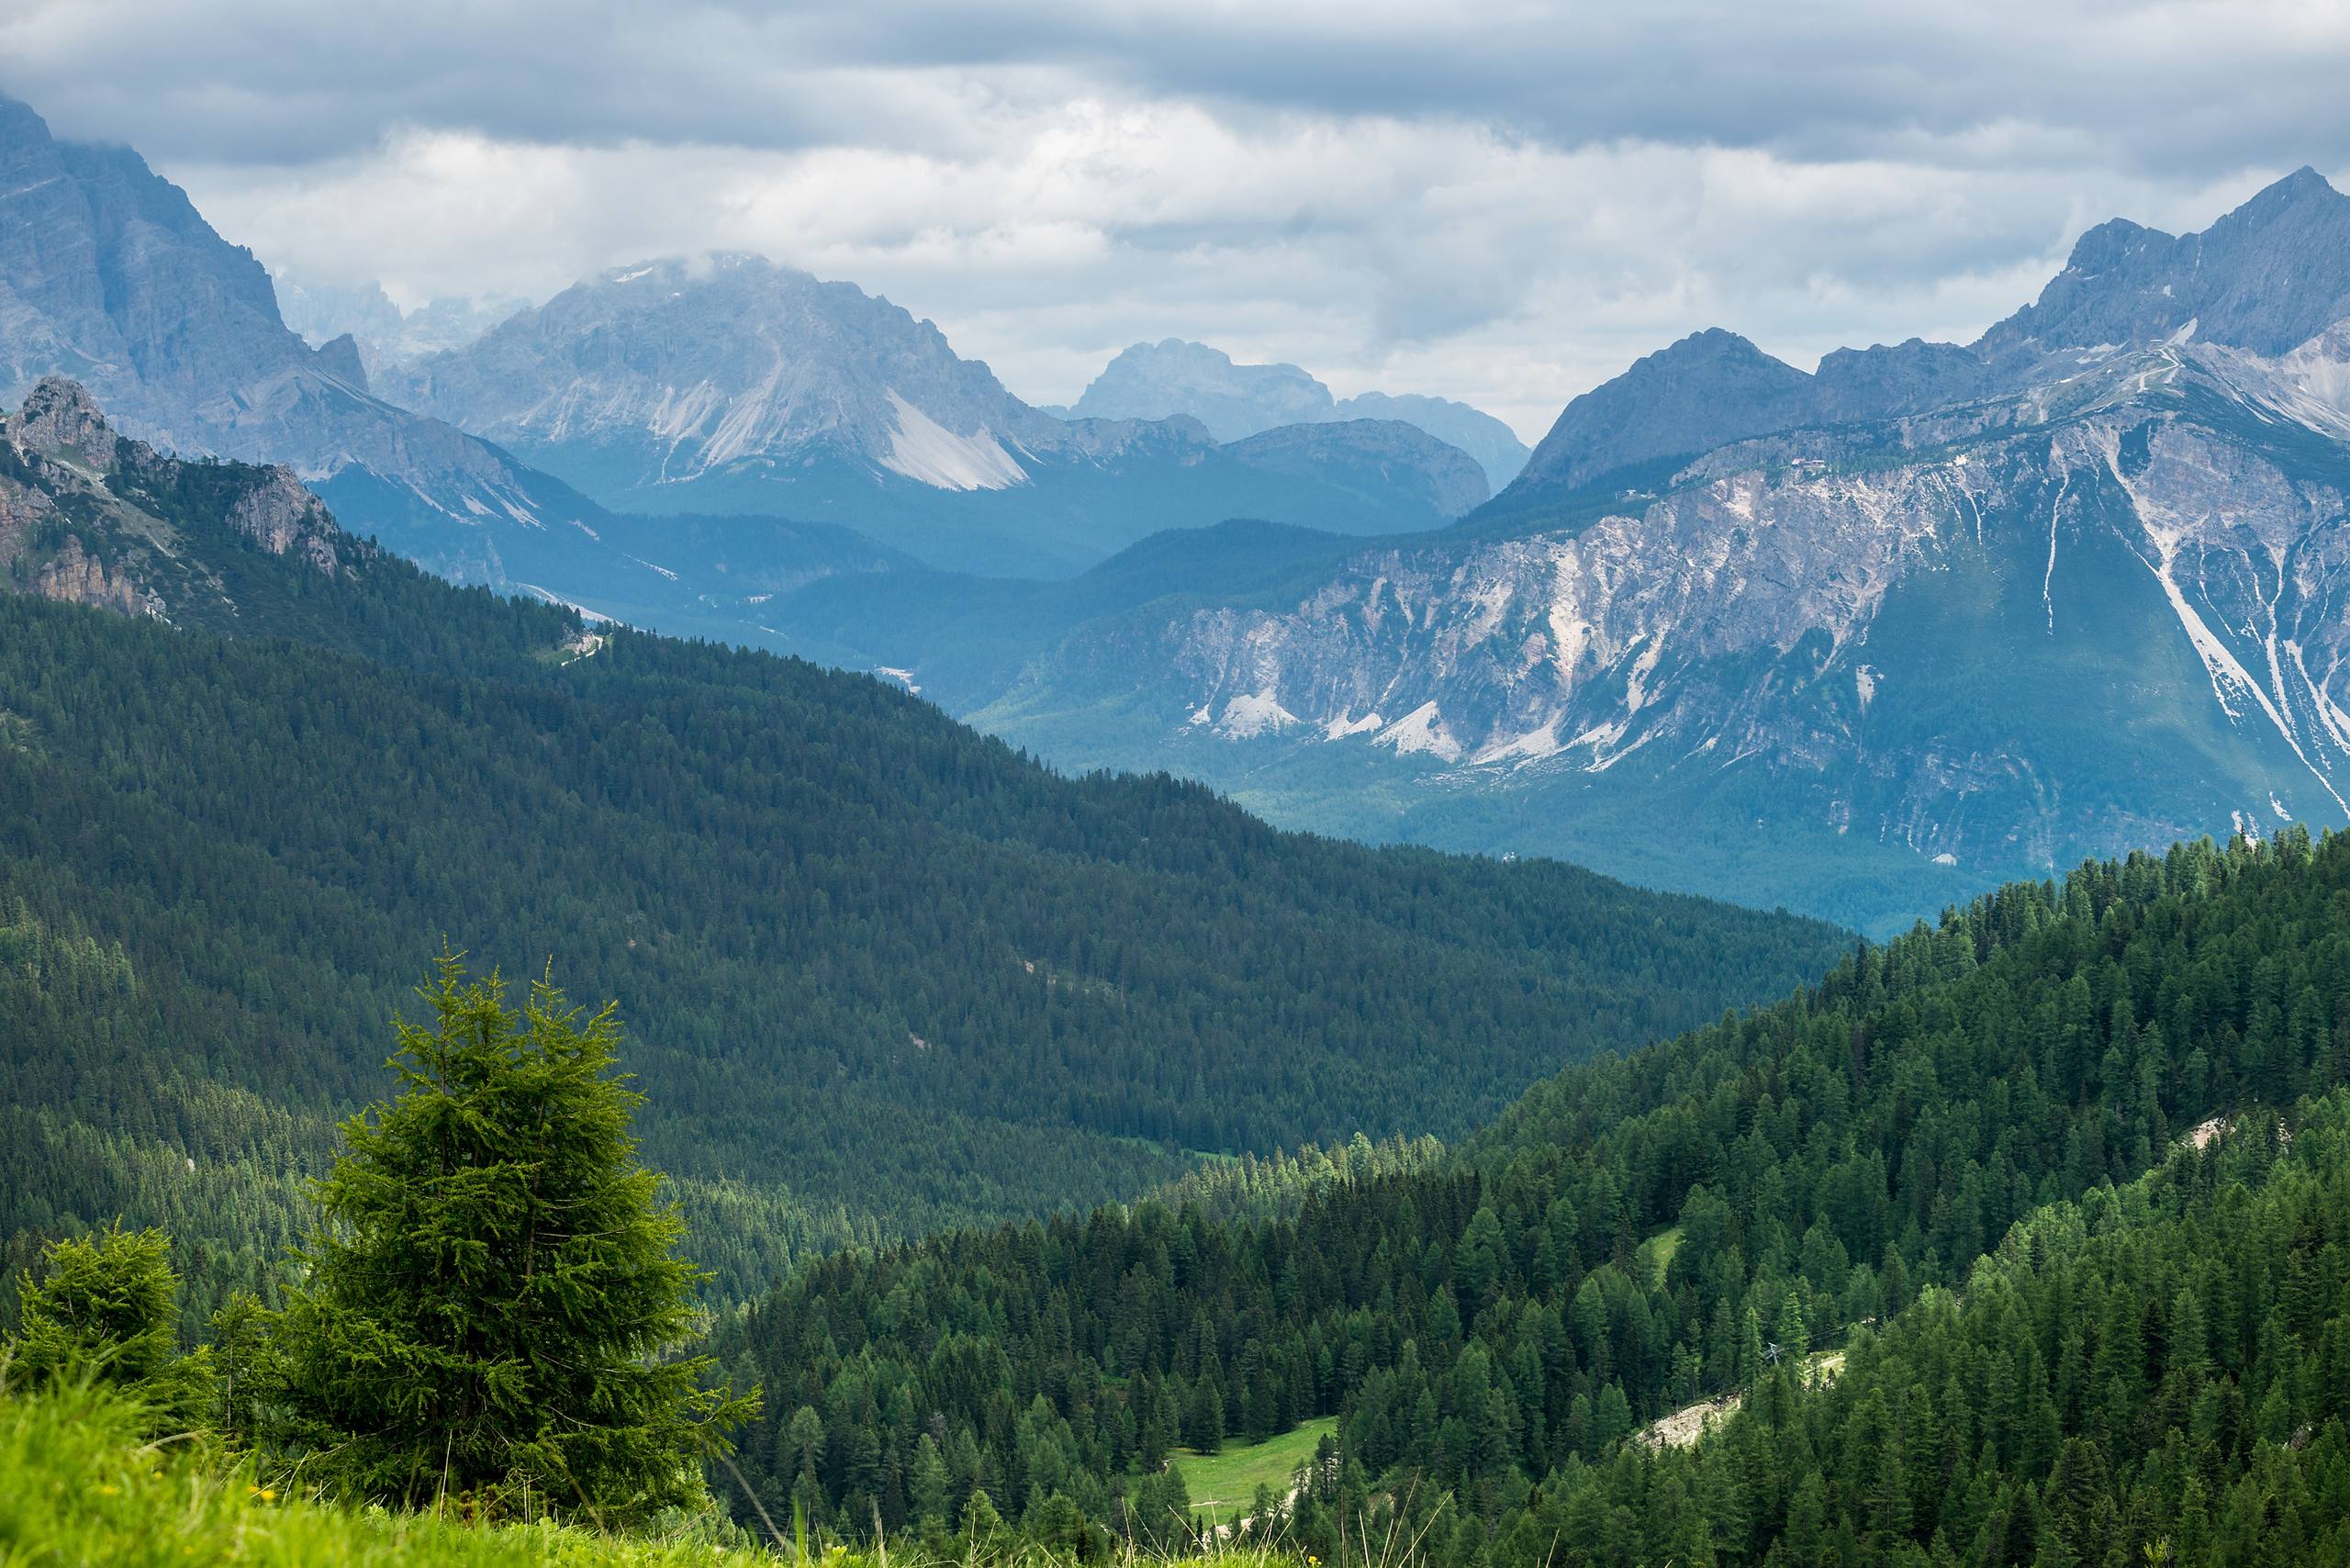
96;1484;120;1496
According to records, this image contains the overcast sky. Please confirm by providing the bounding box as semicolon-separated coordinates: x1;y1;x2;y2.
6;1;2345;438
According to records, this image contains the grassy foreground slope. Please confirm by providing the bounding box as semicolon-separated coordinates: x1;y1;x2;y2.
0;1382;1308;1568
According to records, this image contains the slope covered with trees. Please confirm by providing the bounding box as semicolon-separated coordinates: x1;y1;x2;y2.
1511;1092;2350;1565
0;383;1849;1320
716;829;2350;1560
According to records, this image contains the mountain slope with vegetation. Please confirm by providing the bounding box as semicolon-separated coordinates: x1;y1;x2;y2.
715;826;2350;1561
1522;1092;2350;1565
738;170;2350;936
0;380;1848;1323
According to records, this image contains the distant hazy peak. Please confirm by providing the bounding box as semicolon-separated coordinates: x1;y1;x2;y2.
1224;417;1490;517
1067;339;1528;485
1327;390;1530;487
1073;339;1334;441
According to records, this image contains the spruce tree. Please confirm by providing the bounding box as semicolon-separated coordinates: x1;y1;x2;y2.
10;1225;214;1431
271;953;754;1519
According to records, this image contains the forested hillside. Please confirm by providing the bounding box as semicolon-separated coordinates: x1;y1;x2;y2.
1516;1092;2350;1564
717;828;2350;1560
0;385;1849;1323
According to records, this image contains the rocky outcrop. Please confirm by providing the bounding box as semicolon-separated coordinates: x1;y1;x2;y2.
33;534;152;617
1;379;361;626
226;468;342;574
9;377;118;465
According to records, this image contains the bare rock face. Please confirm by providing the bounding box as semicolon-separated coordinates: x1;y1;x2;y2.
226;468;341;574
9;376;118;465
0;93;588;549
33;534;152;617
979;318;2350;929
401;253;1069;491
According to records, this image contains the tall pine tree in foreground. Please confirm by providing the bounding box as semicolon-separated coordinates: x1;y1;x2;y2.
271;953;754;1520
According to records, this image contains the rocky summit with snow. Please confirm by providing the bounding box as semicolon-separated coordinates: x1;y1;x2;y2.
383;259;1498;575
758;169;2350;932
0;89;1497;588
397;254;1069;498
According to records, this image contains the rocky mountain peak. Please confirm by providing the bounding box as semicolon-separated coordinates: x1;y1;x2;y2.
2216;163;2344;230
312;333;369;391
1981;164;2350;364
2;378;352;625
400;251;1067;492
10;376;118;462
1505;329;1815;499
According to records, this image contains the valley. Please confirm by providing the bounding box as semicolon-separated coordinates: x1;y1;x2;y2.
3;29;2349;1568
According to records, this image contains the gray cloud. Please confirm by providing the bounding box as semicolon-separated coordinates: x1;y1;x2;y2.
2;2;2340;437
11;2;2343;173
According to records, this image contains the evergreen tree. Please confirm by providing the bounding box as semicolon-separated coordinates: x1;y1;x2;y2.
1183;1374;1225;1451
269;955;754;1519
8;1225;212;1431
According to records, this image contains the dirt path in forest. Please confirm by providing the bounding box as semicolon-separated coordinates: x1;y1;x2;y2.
1634;1348;1847;1450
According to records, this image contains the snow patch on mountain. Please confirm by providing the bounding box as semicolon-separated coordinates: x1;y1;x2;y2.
2192;320;2350;442
1472;715;1564;767
1216;690;1301;738
879;392;1027;491
1375;702;1461;761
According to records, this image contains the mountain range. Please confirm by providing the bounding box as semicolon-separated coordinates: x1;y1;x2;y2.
10;66;2350;1568
381;255;1501;575
742;168;2350;932
0;95;618;554
10;79;2348;934
0;94;1504;594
